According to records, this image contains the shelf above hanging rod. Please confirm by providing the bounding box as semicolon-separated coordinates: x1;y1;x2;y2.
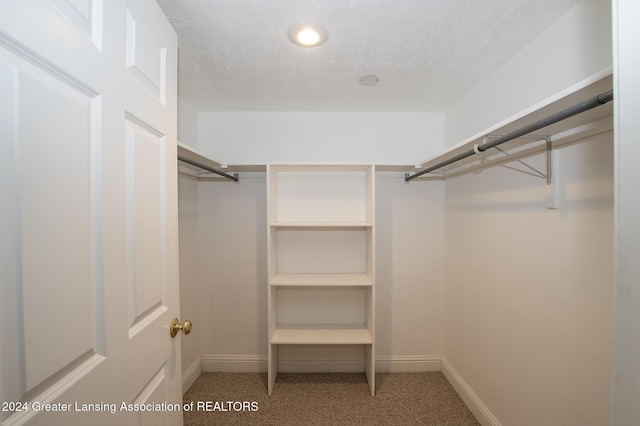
177;142;239;182
406;81;613;182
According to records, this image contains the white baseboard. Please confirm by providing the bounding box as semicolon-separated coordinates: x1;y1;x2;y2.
441;357;501;426
200;354;442;374
201;355;267;373
376;355;441;372
182;356;202;395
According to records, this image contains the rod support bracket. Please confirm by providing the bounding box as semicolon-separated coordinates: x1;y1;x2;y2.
544;137;558;209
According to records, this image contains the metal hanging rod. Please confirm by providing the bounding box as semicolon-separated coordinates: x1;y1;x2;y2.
178;155;239;182
405;89;613;182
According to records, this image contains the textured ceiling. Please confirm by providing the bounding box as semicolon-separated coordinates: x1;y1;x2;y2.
156;0;582;112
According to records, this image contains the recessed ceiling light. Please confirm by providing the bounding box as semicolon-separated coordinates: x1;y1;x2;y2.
288;24;328;48
359;75;380;86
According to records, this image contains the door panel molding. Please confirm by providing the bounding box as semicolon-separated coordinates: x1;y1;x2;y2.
0;29;98;98
125;6;166;104
47;0;104;50
124;116;168;333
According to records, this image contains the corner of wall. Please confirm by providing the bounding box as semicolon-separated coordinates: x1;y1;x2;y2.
182;356;202;395
441;358;502;426
178;97;200;148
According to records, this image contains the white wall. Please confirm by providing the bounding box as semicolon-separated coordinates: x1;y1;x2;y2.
612;0;640;423
197;175;268;368
198;111;444;166
444;0;612;148
375;174;444;371
442;133;614;425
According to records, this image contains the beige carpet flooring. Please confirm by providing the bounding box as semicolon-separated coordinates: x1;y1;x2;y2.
183;372;480;425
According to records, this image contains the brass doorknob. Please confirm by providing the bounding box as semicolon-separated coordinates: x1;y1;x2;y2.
170;318;192;337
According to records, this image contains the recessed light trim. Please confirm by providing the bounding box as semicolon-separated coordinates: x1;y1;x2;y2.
288;24;328;47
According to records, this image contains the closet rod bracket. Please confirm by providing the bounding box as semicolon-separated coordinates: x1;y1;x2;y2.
482;135;552;184
483;135;557;209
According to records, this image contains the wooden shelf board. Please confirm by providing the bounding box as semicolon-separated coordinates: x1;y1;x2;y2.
270;273;373;287
268;164;373;173
270;222;373;228
271;324;373;345
177;142;264;174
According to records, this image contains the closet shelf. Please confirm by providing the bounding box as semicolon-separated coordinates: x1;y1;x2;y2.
178;142;225;169
177;142;241;181
178;143;262;173
271;324;373;345
269;222;373;229
270;273;373;287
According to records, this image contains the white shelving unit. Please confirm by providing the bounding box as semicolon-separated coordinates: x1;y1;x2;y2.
267;164;375;396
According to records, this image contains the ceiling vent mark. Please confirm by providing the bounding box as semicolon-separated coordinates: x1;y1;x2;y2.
359;75;380;86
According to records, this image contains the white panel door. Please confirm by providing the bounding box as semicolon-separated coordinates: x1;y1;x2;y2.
0;1;181;425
